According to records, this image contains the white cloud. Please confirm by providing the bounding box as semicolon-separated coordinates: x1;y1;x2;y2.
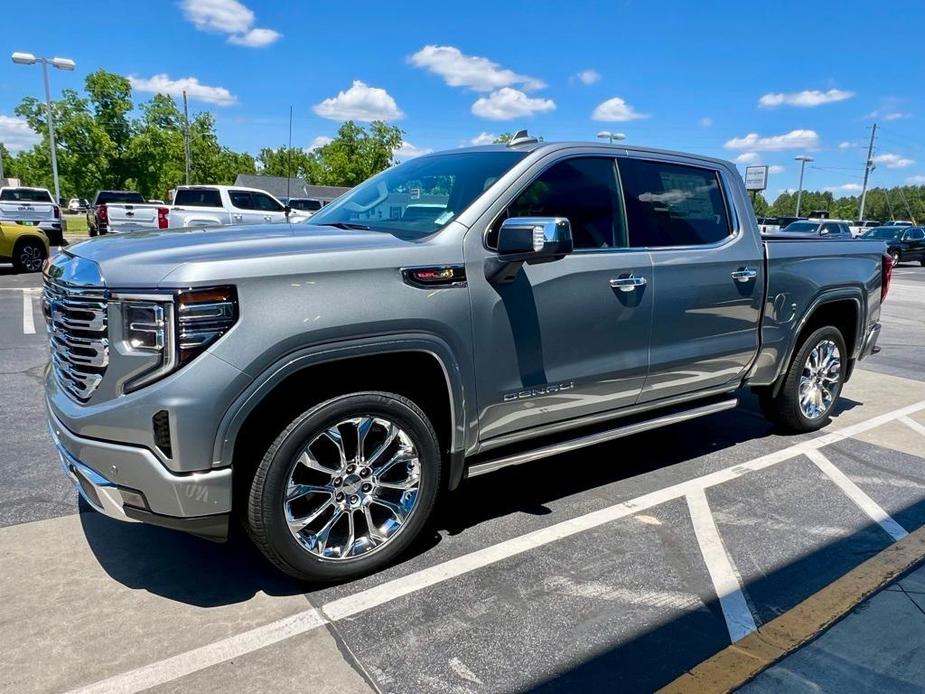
873;153;914;169
129;74;237;106
394;141;432;161
409;45;544;92
591;97;648;122
906;175;925;185
470;132;498;145
735;152;759;164
758;89;854;108
838;141;857;149
308;135;332;151
180;0;281;47
724;129;820;151
699;117;713;128
883;111;910;121
574;69;601;85
228;27;280;47
471;88;555;121
312;81;404;122
0;115;40;152
768;165;785;174
824;183;863;195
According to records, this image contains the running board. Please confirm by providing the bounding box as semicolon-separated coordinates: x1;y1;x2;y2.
466;397;739;478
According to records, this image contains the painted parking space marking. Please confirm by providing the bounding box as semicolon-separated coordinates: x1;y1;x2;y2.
687;488;757;642
65;398;925;694
22;288;36;334
806;448;908;542
899;415;925;438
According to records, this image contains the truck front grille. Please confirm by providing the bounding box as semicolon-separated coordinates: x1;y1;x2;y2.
42;278;109;401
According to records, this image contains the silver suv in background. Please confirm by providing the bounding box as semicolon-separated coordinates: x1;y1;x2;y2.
45;134;890;582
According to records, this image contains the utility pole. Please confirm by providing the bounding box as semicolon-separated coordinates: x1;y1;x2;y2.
0;143;4;181
859;123;877;221
182;90;191;185
794;155;813;217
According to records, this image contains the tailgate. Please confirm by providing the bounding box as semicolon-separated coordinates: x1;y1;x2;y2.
107;204;158;232
0;201;54;223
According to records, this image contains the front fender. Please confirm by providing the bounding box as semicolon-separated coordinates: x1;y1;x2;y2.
211;332;469;486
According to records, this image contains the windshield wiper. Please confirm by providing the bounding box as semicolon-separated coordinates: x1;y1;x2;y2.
313;221;372;230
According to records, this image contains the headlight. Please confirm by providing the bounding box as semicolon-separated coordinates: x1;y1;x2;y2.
121;286;238;393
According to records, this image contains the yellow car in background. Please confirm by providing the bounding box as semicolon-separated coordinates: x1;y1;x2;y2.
0;222;50;273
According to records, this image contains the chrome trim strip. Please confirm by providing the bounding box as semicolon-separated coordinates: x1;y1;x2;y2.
466;398;738;478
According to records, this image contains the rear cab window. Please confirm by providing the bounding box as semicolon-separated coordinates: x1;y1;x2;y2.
174;188;222;207
618;158;733;247
1;188;54;203
95;191;146;205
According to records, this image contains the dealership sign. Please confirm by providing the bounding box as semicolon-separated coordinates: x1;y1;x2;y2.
744;165;769;191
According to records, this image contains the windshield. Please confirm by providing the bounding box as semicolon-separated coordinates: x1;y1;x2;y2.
308;151;527;236
1;188;53;203
863;227;903;239
782;221;819;233
96;191;146;204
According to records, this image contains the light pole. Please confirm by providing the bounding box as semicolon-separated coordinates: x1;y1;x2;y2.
597;131;626;144
11;52;76;204
794;155;813;218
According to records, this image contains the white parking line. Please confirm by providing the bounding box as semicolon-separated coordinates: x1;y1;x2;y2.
65;398;925;694
806;448;908;542
899;415;925;439
22;289;35;334
687;489;757;642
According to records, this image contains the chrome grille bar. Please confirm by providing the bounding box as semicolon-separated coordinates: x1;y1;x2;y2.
43;277;109;401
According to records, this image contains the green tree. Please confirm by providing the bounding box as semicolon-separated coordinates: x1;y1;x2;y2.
256;146;315;179
309;121;403;187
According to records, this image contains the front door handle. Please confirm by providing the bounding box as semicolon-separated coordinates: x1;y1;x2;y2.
609;275;647;292
264;215;272;221
731;267;758;283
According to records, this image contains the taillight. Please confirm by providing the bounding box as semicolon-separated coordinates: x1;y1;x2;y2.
97;204;108;224
881;252;893;303
53;205;60;219
157;206;169;229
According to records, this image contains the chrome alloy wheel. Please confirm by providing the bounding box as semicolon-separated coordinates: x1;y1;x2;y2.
283;416;421;560
20;244;44;272
799;339;841;419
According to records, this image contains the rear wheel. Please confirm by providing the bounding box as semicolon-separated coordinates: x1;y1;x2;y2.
247;391;441;582
12;239;47;273
758;326;846;432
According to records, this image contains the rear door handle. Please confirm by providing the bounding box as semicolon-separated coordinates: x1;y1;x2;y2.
609;275;647;292
731;267;758;283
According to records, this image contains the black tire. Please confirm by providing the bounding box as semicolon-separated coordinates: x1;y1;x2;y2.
247;391;442;582
89;225;97;238
12;239;47;273
919;258;925;267
758;326;847;433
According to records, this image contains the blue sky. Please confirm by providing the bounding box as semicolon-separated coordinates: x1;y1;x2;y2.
2;0;924;198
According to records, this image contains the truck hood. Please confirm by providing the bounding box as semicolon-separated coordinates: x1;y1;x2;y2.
65;223;435;287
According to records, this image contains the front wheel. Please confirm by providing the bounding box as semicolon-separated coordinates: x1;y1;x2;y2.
247;391;442;582
12;239;47;273
759;326;847;432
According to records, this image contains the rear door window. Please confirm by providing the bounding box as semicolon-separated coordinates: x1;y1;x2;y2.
618;158;732;247
173;188;222;207
251;192;285;212
229;190;255;210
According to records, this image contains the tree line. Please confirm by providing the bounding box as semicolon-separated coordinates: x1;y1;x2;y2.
0;70;404;200
753;186;923;223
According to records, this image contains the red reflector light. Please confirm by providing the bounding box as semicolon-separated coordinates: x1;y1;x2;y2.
157;206;169;229
53;205;60;219
881;252;893;303
413;268;454;282
97;204;108;223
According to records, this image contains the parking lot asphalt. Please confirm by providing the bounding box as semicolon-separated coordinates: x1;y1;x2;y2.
0;260;923;693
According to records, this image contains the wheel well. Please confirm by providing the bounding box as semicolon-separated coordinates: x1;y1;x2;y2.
231;351;453;507
12;235;44;254
797;299;859;359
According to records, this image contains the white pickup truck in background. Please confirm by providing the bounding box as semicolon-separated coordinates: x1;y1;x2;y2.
0;186;64;245
87;190;168;236
168;185;308;227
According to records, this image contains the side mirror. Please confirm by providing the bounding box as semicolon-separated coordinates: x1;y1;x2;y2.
497;217;573;263
284;204;292;215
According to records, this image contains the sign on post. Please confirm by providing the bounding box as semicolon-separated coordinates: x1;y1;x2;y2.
744;165;769;191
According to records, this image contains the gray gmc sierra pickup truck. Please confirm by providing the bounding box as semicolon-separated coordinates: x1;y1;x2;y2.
43;132;892;582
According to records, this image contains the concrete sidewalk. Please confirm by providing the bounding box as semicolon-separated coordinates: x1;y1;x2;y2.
742;564;925;692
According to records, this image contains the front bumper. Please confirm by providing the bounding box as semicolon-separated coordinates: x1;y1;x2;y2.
49;407;231;540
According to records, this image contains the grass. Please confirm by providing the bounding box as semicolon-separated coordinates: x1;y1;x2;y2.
62;213;89;235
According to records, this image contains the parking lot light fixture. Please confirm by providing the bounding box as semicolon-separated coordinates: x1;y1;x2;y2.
597;131;626;144
794;155;814;218
11;51;76;203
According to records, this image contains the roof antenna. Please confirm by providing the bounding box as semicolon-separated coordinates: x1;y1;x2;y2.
286;105;293;204
507;129;539;147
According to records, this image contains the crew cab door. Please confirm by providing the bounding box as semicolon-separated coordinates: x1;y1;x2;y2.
616;156;764;403
466;155;654;443
228;190;288;224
